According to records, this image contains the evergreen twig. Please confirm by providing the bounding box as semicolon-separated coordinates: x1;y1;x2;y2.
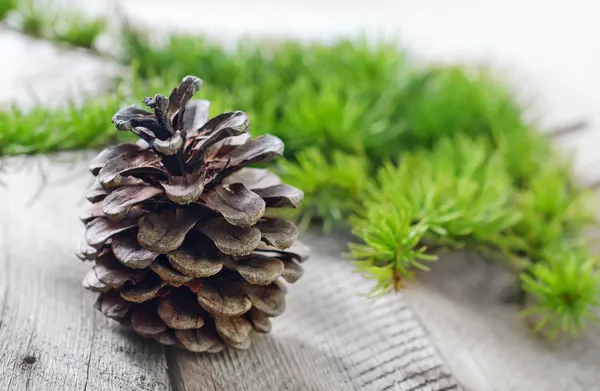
0;0;597;337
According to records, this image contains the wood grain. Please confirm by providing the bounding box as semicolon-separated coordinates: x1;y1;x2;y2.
0;158;172;391
404;249;600;391
0;156;458;391
168;231;457;391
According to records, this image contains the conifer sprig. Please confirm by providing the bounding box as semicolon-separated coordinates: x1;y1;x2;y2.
0;3;597;336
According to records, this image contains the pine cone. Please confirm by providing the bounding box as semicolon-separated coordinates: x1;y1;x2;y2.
79;76;309;353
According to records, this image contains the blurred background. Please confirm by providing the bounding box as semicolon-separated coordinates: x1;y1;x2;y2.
2;1;600;390
2;0;599;176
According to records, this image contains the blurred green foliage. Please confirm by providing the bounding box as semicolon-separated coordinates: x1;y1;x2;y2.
51;15;105;49
0;11;598;337
123;32;533;162
0;0;16;21
9;0;106;48
120;31;600;336
0;97;120;155
521;248;600;338
279;148;370;232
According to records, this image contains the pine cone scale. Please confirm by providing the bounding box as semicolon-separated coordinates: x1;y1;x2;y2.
136;209;199;253
119;275;167;303
181;100;210;133
111;233;158;268
193;279;253;317
97;149;164;188
89;143;143;175
150;257;194;285
160;172;206;204
225;256;284;286
188;111;250;161
83;268;109;292
157;292;206;330
200;183;266;228
102;185;163;221
86;217;137;248
167;243;224;278
196;217;262;256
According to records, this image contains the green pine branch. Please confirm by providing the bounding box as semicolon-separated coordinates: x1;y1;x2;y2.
0;96;120;155
348;135;599;336
0;1;597;337
277;149;370;232
349;208;436;294
521;248;600;338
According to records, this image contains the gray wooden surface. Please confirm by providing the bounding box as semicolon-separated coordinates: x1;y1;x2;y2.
404;250;600;391
0;29;121;108
0;157;172;391
0;156;458;391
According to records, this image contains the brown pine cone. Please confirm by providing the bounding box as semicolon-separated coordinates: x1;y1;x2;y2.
79;76;309;353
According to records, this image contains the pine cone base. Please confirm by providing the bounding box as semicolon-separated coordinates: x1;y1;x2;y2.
79;76;308;352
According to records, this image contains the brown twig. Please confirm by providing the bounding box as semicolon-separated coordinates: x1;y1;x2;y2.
546;120;588;138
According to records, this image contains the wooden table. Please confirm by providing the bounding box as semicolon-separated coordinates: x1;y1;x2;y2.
0;156;457;391
2;24;600;391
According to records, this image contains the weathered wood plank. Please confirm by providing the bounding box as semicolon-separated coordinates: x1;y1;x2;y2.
169;231;458;391
0;157;459;391
0;157;171;391
404;249;600;391
0;29;121;108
